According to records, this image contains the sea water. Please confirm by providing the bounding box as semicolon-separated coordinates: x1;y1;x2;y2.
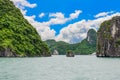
0;55;120;80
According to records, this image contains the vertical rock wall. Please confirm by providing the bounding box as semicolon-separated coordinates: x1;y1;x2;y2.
97;16;120;57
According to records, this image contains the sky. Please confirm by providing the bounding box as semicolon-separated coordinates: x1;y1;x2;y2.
11;0;120;43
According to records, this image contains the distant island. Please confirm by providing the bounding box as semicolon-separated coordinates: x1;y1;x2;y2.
45;29;97;55
66;50;75;57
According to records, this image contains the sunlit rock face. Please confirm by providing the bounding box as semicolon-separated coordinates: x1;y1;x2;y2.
53;50;59;55
97;16;120;57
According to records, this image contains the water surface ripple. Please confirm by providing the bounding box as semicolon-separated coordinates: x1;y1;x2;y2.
0;55;120;80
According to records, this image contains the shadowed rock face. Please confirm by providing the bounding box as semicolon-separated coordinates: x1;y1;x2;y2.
66;50;74;57
0;48;18;57
87;29;97;45
97;16;120;57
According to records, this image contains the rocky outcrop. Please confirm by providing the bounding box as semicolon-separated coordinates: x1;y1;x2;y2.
53;50;59;55
97;16;120;57
87;29;97;45
0;48;18;57
66;50;74;57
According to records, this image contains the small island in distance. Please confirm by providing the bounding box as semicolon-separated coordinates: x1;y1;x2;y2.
45;29;97;55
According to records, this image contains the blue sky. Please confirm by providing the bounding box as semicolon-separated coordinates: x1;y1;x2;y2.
11;0;120;43
26;0;120;35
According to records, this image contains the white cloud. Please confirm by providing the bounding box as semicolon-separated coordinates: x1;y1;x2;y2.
39;13;45;18
94;11;114;18
20;9;27;15
11;1;82;41
55;12;120;43
21;10;82;41
26;11;120;43
69;10;82;20
49;12;65;18
55;20;88;43
10;1;120;43
11;0;55;41
24;13;56;41
32;10;81;40
10;0;37;9
26;17;56;40
24;10;82;41
46;10;82;25
48;12;67;25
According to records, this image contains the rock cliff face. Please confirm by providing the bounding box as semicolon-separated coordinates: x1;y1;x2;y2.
53;50;59;55
87;29;97;45
0;48;17;57
97;16;120;57
66;50;74;57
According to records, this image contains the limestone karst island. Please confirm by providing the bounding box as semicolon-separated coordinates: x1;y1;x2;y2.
97;16;120;57
1;0;120;57
0;0;120;80
0;0;50;57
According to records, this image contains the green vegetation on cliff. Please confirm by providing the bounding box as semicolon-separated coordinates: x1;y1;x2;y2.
45;29;97;55
45;40;70;55
0;0;50;57
97;16;120;57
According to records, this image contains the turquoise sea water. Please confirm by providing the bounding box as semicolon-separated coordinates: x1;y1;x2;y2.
0;55;120;80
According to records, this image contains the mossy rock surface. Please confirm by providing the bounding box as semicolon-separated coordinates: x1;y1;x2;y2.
97;16;120;57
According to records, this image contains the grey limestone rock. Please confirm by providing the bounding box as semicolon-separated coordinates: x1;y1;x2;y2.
97;16;120;57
